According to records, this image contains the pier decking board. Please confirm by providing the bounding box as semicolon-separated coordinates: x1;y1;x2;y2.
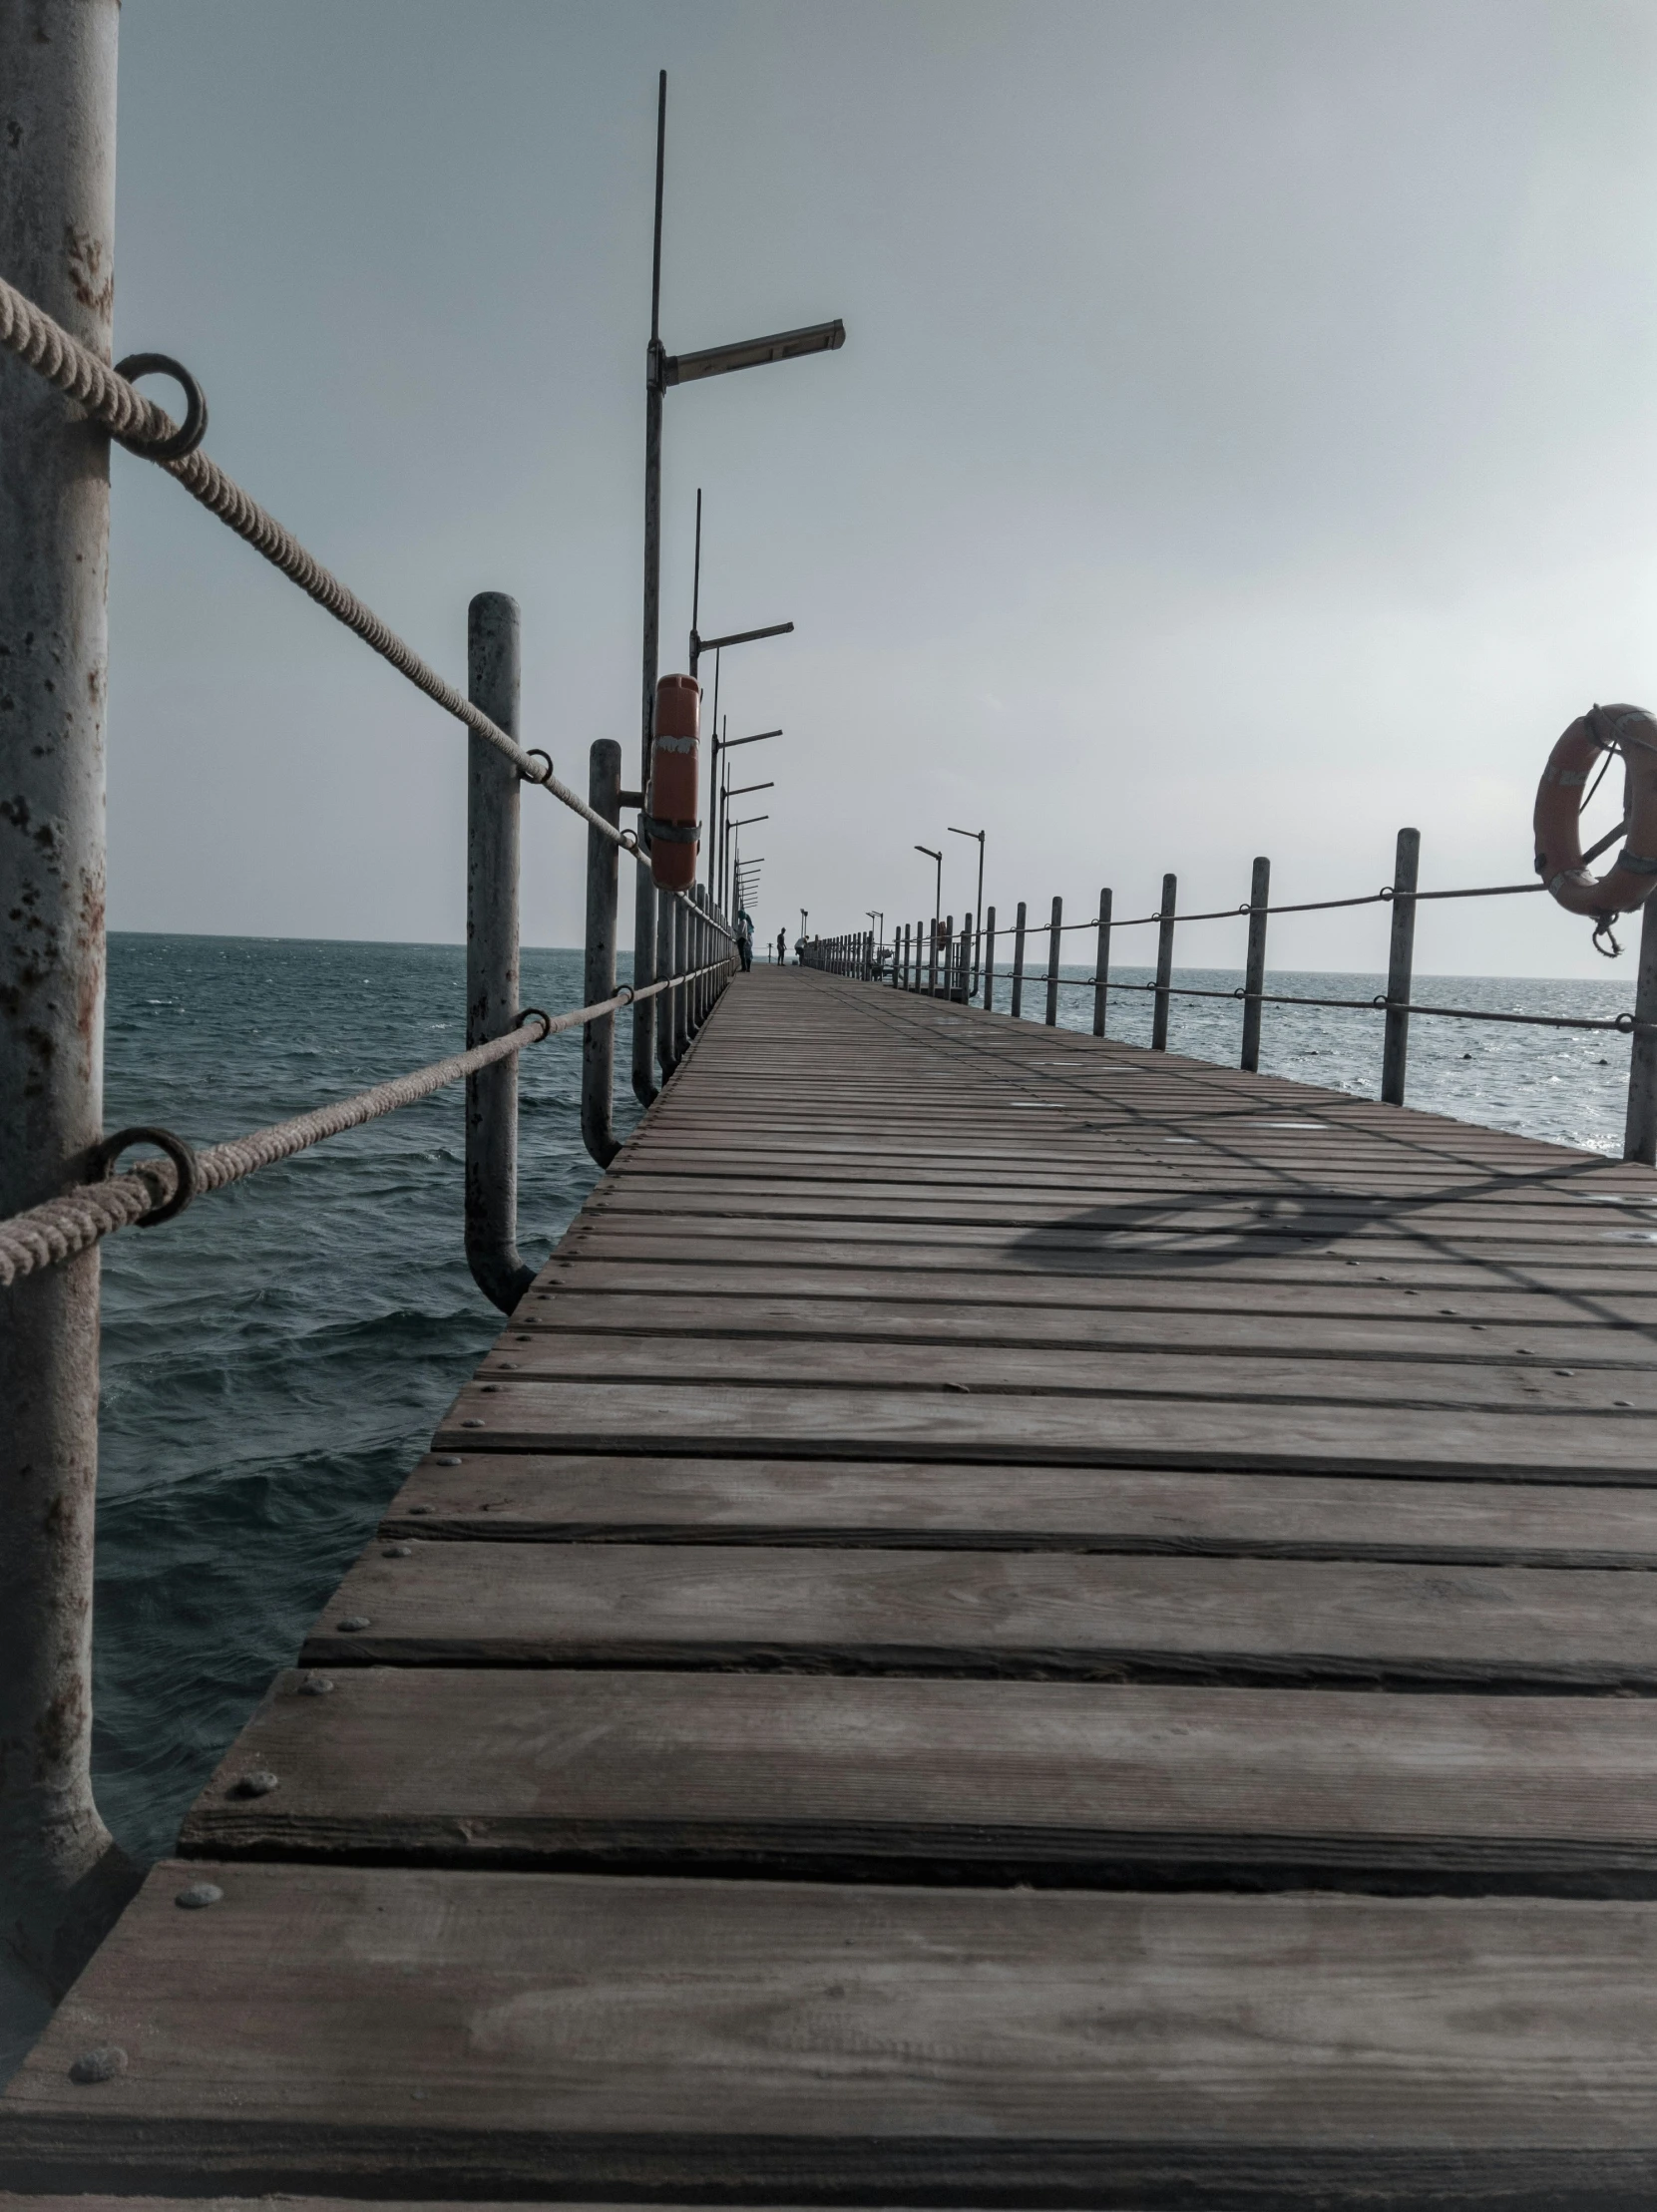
10;965;1657;2204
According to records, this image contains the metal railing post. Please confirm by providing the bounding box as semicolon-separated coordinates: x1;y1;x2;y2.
984;906;997;1010
928;919;939;997
1625;904;1657;1162
631;877;659;1107
959;917;973;1002
655;887;675;1080
1152;873;1177;1050
1241;856;1270;1073
1044;896;1062;1025
672;898;689;1063
465;592;534;1315
1011;901;1028;1017
1093;889;1111;1037
1382;828;1420;1106
581;739;621;1168
0;0;137;1999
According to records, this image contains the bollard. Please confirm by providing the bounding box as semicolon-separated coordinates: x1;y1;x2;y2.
1381;829;1420;1106
581;740;622;1168
465;593;535;1316
1011;901;1029;1017
1093;889;1111;1038
0;0;138;2000
1152;873;1177;1051
984;907;997;1010
1240;856;1270;1074
1044;896;1062;1025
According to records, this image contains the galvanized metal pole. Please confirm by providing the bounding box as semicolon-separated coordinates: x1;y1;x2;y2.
673;897;689;1061
1093;889;1111;1038
1044;896;1062;1026
465;593;534;1315
1241;855;1270;1074
632;73;668;1108
1011;902;1028;1018
1152;873;1177;1051
1381;828;1420;1107
0;0;136;1999
581;740;622;1168
1619;907;1654;1168
984;906;997;1010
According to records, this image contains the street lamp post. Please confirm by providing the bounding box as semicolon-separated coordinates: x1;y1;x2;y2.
690;493;794;906
632;71;844;1106
916;844;942;924
714;729;780;908
949;825;985;987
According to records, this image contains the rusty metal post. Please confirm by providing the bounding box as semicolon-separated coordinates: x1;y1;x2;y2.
581;739;622;1169
1011;902;1028;1017
0;0;137;2002
1093;889;1111;1037
465;593;533;1315
1381;828;1420;1106
1044;896;1062;1025
1152;873;1176;1051
984;906;997;1010
1624;898;1657;1163
1241;855;1270;1074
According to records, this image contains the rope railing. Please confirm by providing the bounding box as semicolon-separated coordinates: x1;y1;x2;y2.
1105;979;1653;1034
0;271;732;948
0;958;732;1290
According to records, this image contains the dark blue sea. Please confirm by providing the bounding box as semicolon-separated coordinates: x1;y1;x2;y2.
0;931;1641;2072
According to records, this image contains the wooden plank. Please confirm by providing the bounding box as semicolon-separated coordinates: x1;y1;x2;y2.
473;1334;1657;1414
8;1862;1657;2200
181;1667;1657;1892
510;1289;1657;1368
431;1375;1657;1481
382;1454;1657;1565
300;1538;1657;1689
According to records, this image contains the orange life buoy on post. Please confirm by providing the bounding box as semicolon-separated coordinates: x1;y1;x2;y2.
647;673;700;891
1534;702;1657;939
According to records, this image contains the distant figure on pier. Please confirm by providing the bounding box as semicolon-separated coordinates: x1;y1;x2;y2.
736;908;754;972
776;927;786;964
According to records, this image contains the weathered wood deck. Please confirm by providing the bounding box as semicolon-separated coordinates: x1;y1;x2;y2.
11;963;1657;2204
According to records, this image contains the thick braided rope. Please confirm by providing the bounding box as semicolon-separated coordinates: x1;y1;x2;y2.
0;270;623;851
0;956;735;1289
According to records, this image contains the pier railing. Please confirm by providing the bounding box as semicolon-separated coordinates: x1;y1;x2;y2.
803;821;1657;1164
0;59;734;2008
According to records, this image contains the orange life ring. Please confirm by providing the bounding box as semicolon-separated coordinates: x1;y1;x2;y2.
646;673;700;891
1534;702;1657;921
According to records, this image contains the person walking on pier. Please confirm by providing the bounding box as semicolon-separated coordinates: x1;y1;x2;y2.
776;927;786;964
736;908;754;972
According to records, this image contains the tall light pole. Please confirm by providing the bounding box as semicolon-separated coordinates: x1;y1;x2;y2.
715;728;780;909
721;781;771;910
916;844;942;925
689;493;794;903
949;826;985;989
633;71;844;1107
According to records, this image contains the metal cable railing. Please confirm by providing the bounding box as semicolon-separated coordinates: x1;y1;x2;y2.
0;271;731;948
0;960;728;1289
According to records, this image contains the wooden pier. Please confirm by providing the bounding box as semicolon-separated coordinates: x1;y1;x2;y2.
11;963;1657;2204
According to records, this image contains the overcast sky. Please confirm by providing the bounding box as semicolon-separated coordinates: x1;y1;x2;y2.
106;0;1657;975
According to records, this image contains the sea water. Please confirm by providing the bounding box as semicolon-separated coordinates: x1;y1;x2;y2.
93;935;1635;1870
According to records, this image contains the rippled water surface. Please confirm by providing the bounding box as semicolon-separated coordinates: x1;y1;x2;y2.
92;935;1637;1874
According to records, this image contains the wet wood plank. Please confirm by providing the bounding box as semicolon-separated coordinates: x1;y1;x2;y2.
8;1862;1657;2201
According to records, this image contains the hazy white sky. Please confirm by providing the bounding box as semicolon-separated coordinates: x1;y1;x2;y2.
106;0;1657;974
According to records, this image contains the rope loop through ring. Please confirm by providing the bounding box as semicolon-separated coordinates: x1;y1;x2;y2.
522;748;555;786
93;1124;200;1226
1615;1011;1637;1033
618;827;639;853
113;353;208;461
1371;993;1390;1008
514;1007;554;1040
615;985;636;1006
1593;914;1624;959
